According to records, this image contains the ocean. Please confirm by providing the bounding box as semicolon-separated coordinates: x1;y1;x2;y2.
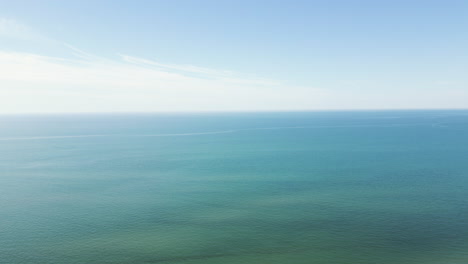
1;110;468;264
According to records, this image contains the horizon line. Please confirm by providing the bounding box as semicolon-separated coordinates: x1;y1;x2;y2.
1;108;468;116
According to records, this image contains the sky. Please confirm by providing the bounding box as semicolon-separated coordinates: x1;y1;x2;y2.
0;0;468;113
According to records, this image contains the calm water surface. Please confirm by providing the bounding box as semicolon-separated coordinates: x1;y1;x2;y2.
1;111;468;263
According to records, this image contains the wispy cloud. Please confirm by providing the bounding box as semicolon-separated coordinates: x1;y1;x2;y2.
121;54;234;77
120;54;281;86
0;18;323;114
2;19;465;113
0;48;329;113
2;47;467;113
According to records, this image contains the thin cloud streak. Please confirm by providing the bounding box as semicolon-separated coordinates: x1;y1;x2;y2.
0;48;329;113
1;48;467;114
120;54;234;77
1;18;466;113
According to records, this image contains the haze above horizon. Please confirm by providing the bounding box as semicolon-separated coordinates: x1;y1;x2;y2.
1;0;468;113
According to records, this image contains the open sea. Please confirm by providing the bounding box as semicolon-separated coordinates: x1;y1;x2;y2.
1;110;468;264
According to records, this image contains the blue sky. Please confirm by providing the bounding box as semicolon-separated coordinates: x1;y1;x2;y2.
1;0;468;113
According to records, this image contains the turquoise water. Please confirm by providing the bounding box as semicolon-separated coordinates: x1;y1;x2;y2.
1;111;468;264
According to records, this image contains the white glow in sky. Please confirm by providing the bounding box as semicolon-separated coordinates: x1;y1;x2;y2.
1;1;468;113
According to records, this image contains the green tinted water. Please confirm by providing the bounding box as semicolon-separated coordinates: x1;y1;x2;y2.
1;111;468;263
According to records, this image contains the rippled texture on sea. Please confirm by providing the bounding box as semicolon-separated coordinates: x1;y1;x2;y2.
1;111;468;264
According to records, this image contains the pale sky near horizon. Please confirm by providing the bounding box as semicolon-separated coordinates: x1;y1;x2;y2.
1;0;468;113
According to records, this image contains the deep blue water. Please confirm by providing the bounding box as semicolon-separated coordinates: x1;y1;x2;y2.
1;111;468;263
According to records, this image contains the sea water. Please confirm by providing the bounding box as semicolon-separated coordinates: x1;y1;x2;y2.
1;111;468;264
